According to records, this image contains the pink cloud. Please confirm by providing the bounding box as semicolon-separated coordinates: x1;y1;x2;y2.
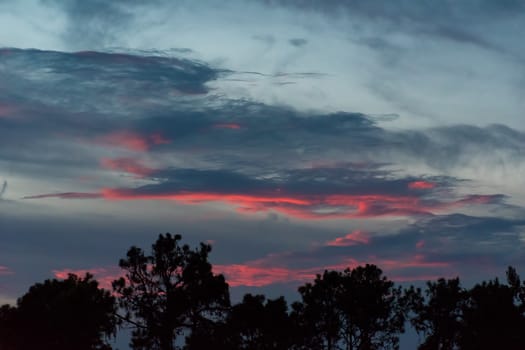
53;267;121;291
94;131;170;152
99;190;433;219
0;266;13;276
214;252;452;287
408;181;436;190
416;240;425;249
100;157;155;177
0;104;16;118
150;133;171;145
52;251;453;290
96;130;149;151
101;188;311;207
214;264;316;287
25;186;503;221
325;230;370;247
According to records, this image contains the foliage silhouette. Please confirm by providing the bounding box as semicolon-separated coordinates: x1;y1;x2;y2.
458;271;525;350
229;294;294;350
409;278;465;350
291;264;405;350
0;304;17;350
410;267;525;350
0;273;117;350
112;233;230;350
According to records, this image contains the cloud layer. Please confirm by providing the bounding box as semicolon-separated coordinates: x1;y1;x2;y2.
1;2;524;315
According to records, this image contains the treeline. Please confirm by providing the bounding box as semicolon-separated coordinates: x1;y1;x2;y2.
1;233;525;350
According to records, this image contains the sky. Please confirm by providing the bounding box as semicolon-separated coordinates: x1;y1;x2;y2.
1;0;525;334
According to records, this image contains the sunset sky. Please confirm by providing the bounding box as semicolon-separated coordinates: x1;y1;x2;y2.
1;0;525;327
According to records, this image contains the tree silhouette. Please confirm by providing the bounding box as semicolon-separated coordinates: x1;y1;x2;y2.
3;237;525;350
292;264;405;350
292;270;342;350
112;233;230;350
228;294;294;350
409;277;465;350
0;304;18;350
458;271;525;350
0;273;117;350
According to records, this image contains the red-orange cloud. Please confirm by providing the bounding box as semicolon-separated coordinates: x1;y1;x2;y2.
25;186;502;221
215;253;452;287
409;181;436;190
214;264;316;287
52;252;452;290
100;190;431;218
101;188;311;206
53;267;121;291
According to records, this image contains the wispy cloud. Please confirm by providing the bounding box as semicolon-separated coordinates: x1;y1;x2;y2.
325;230;370;247
0;266;13;276
0;180;6;198
23;164;508;220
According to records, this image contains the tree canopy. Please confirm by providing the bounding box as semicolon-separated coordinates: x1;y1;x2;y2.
0;273;117;350
409;267;525;350
291;264;405;350
112;233;230;350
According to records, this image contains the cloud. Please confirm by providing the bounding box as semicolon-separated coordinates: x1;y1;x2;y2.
3;0;524;132
408;181;436;190
325;230;370;247
94;131;170;152
1;42;524;310
24;164;508;220
212;123;242;130
289;38;308;47
0;266;13;275
100;157;156;178
2;48;522;231
0;104;16;118
216;213;525;286
44;210;525;290
0;180;6;198
2;49;524;191
23;192;102;200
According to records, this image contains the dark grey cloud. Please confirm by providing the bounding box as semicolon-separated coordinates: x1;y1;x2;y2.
139;166;449;199
0;48;222;177
2;49;524;203
24;163;505;220
289;38;308;47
